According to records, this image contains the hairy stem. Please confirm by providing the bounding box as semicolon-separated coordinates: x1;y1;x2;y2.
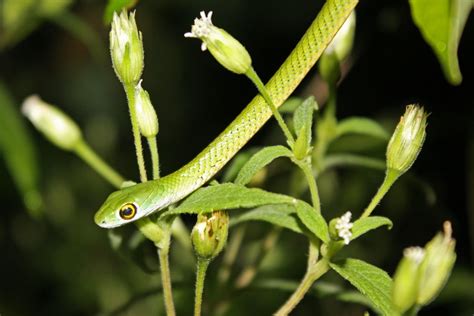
194;259;210;316
246;67;295;146
147;136;160;179
274;259;330;316
293;159;321;214
74;140;124;188
124;82;148;182
158;246;176;316
360;168;400;218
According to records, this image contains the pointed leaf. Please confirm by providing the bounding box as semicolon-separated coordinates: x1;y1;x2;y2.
293;96;316;139
230;204;305;234
295;201;329;243
351;216;393;241
330;258;396;315
221;148;258;183
336;117;389;140
409;0;472;85
234;145;292;185
161;183;295;217
0;82;42;215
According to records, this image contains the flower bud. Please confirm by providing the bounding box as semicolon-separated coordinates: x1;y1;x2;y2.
191;210;229;260
110;10;144;84
22;95;82;150
185;11;252;74
134;81;158;138
416;221;456;305
328;211;353;245
386;105;427;175
392;247;425;313
324;11;356;62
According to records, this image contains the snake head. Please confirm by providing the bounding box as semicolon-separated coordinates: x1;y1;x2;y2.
94;181;168;228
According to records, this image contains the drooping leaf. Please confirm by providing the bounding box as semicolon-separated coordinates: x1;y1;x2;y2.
104;0;139;24
234;145;292;185
0;82;42;215
295;201;329;243
351;216;393;241
330;258;396;315
336;117;389;140
161;183;295;217
230;204;305;234
409;0;472;85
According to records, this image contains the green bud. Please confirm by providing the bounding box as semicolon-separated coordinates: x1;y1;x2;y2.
110;10;144;84
392;247;425;313
324;11;356;63
416;221;456;306
185;11;252;74
134;81;158;138
191;210;229;260
22;95;82;150
386;105;427;175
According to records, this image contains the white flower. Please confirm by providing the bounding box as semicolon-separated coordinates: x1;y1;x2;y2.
335;211;353;245
403;246;425;264
184;11;214;51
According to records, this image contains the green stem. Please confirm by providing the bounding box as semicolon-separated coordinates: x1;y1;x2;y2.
274;259;330;315
360;168;400;219
124;83;148;183
245;67;295;146
147;136;160;179
293;159;321;214
159;246;176;316
73;140;124;188
194;259;210;316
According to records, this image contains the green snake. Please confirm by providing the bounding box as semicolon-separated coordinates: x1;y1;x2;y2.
95;0;358;228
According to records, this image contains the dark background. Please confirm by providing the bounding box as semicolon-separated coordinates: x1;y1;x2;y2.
0;0;473;315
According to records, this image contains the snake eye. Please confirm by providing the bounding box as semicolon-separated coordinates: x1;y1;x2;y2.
119;203;137;220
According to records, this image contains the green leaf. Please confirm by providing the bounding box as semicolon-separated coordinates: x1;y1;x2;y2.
279;97;303;113
323;154;386;171
221;149;258;183
330;258;396;315
336;117;389;140
104;0;139;24
409;0;472;85
234;145;292;185
0;82;42;215
161;183;295;217
295;201;329;243
293;96;316;137
230;205;305;234
351;216;393;241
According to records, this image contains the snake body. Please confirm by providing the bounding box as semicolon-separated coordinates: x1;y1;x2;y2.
95;0;358;228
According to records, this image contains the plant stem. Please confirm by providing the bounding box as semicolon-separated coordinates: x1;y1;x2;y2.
194;259;210;316
293;159;321;214
158;246;176;316
360;168;400;218
274;259;330;316
147;136;160;179
245;67;295;146
73;140;124;188
124;82;148;182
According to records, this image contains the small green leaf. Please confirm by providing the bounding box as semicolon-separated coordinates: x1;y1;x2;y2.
293;96;316;138
295;201;329;243
0;82;42;215
104;0;139;24
336;117;389;140
279;97;303;113
351;216;393;241
230;205;305;234
161;183;295;217
409;0;472;85
330;258;396;315
234;145;292;185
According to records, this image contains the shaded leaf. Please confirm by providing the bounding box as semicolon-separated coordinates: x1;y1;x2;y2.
234;145;292;185
336;117;389;140
104;0;139;24
409;0;472;85
295;201;329;243
351;216;393;241
230;204;305;234
0;82;42;215
330;258;395;315
161;183;295;217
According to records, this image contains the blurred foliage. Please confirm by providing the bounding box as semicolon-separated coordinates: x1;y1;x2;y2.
0;0;473;315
